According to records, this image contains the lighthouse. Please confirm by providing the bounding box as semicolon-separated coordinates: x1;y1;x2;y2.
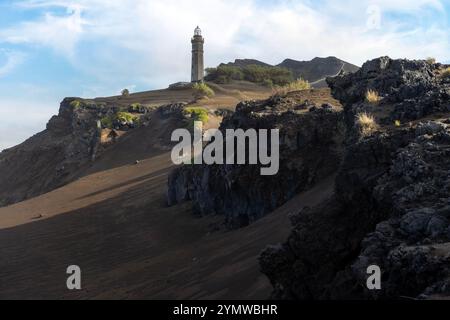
191;26;204;83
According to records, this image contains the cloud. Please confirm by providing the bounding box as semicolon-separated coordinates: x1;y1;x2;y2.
0;3;85;56
4;0;448;68
0;97;56;151
0;0;449;149
0;50;26;77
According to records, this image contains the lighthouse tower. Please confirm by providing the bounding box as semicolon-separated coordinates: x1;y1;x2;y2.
191;26;204;83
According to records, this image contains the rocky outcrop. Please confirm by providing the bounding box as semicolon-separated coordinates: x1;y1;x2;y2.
260;57;450;299
167;92;344;228
0;98;102;207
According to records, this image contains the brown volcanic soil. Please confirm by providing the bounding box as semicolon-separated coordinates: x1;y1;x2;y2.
0;88;337;300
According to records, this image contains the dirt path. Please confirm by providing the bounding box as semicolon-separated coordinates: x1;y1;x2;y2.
310;63;345;86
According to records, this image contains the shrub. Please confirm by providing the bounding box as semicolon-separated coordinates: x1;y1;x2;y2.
426;57;436;64
70;100;83;109
242;65;293;86
100;112;140;129
262;79;274;87
121;89;130;97
184;107;209;124
129;103;142;112
205;66;244;83
193;82;215;98
116;111;139;123
205;64;293;86
440;67;450;79
365;89;381;104
100;116;113;128
356;112;379;137
285;78;311;91
273;78;311;95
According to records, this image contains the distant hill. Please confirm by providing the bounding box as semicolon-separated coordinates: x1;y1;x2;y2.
221;59;271;69
220;56;360;88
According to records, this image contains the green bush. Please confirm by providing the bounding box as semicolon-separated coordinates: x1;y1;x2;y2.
262;79;274;87
242;65;293;86
193;82;215;98
100;116;113;128
441;67;450;79
205;66;244;83
273;78;311;95
206;64;293;86
129;103;142;112
184;107;209;124
116;111;139;123
100;112;140;129
70;100;83;109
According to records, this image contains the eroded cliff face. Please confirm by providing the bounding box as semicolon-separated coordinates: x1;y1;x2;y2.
0;98;174;207
260;57;450;300
0;98;102;207
167;91;344;228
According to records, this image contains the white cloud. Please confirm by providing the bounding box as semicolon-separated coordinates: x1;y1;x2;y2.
0;0;449;149
0;50;26;77
0;4;84;56
0;97;57;151
3;0;448;69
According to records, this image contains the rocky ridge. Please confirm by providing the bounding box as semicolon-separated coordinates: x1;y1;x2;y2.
167;90;344;228
0;99;188;207
259;57;450;299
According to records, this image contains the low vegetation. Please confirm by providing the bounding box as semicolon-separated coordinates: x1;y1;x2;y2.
426;57;436;64
184;107;209;124
273;78;311;95
193;82;215;99
440;67;450;79
100;116;114;128
100;112;140;129
356;112;379;137
129;103;142;112
116;112;139;123
206;64;293;86
365;89;381;104
70;100;84;109
205;65;244;84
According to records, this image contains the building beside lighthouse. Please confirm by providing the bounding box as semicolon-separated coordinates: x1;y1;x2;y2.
191;26;204;82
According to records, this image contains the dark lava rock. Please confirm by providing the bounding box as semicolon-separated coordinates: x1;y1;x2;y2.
167;93;344;228
260;57;450;300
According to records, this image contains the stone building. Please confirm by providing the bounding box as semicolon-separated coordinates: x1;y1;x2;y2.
191;26;204;82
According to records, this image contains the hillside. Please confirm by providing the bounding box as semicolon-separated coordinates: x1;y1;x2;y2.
0;88;337;299
0;81;272;207
2;57;449;300
221;56;359;87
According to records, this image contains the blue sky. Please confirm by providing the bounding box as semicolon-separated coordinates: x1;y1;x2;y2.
0;0;449;150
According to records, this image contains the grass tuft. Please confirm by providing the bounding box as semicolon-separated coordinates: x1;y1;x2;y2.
184;107;209;124
356;112;379;137
273;78;311;95
193;82;215;99
365;89;381;104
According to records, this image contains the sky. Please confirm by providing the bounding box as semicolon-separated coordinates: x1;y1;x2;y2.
0;0;449;150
